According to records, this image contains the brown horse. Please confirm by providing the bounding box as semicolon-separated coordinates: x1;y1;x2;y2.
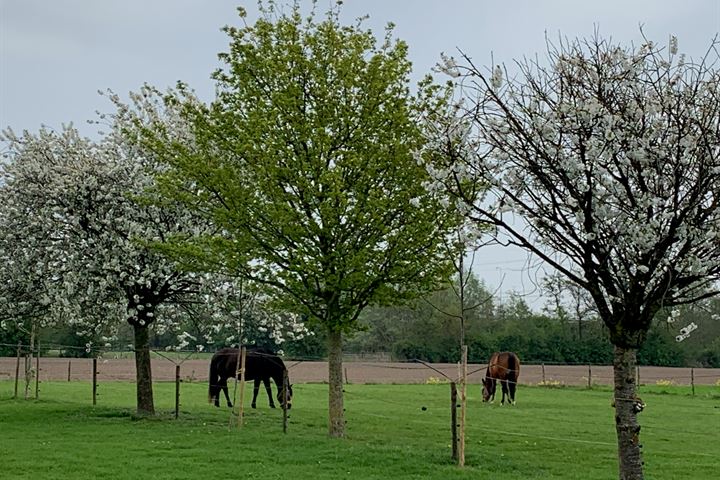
208;347;292;409
482;351;520;405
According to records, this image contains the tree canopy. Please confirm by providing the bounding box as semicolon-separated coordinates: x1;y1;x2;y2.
115;4;463;436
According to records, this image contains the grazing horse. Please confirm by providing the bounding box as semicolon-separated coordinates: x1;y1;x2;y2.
208;347;292;409
482;351;520;405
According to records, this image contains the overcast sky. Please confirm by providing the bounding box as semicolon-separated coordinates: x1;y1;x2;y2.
2;0;718;309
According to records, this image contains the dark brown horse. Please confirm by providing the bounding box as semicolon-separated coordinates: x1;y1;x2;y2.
482;351;520;405
208;347;292;409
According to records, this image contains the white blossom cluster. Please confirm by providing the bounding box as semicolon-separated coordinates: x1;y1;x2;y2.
1;92;309;350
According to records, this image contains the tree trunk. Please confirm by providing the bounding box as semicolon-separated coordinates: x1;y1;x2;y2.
327;328;344;438
133;323;155;416
613;345;643;480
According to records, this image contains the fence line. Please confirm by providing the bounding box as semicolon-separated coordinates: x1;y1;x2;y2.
1;356;719;386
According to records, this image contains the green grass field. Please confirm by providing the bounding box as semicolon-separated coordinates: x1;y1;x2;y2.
0;380;717;479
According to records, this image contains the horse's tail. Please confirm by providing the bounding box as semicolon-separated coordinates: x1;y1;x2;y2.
208;354;219;403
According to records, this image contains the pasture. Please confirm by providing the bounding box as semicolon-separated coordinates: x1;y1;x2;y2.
0;380;717;479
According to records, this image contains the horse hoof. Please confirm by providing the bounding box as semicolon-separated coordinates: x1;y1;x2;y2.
270;405;276;409
251;404;257;409
228;402;233;408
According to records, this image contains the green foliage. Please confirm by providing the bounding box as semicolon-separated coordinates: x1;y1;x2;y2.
0;381;717;479
0;323;28;356
637;328;686;367
131;3;462;334
43;326;96;358
696;338;720;367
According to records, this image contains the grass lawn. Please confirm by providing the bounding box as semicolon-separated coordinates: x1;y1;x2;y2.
0;380;717;479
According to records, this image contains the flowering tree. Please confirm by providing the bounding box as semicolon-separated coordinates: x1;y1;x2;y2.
426;35;720;479
116;4;461;437
0;125;239;414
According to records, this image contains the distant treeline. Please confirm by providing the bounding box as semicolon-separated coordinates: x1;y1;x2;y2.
335;279;720;368
3;278;719;367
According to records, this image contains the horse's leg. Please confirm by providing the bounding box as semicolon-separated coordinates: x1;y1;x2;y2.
264;377;275;408
251;378;260;409
490;378;497;403
213;387;220;407
500;379;509;405
212;378;220;407
509;378;517;405
221;377;233;408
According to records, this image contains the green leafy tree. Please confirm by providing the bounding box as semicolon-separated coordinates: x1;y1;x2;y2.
117;4;461;437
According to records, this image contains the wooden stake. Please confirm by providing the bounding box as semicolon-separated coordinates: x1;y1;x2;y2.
67;360;72;382
237;346;247;427
458;345;468;467
92;358;97;406
283;369;289;434
35;341;40;399
541;363;546;384
450;382;458;461
13;341;21;399
587;365;592;389
175;364;181;419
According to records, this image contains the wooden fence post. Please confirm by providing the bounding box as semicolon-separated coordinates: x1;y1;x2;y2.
13;341;21;399
450;382;458;462
691;367;695;397
92;358;97;406
587;365;592;389
175;364;181;419
67;360;72;382
636;365;640;388
541;363;546;384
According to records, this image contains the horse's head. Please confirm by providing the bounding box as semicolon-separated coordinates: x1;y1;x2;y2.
481;377;493;402
277;383;293;409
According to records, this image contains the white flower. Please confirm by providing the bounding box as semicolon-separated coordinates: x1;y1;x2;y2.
437;52;460;78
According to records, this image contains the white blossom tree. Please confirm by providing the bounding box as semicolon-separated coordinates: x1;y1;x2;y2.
425;35;720;479
1;125;227;414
